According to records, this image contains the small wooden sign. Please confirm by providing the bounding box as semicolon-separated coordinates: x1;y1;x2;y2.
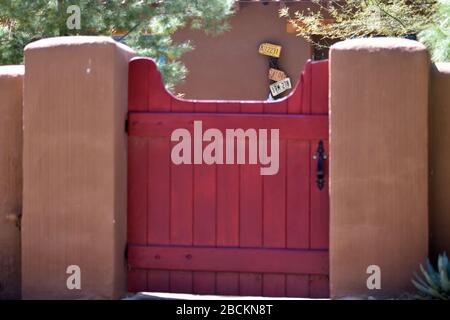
270;78;292;97
268;68;286;82
258;43;282;58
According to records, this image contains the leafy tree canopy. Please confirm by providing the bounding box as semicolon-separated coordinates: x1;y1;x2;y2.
280;0;449;62
419;0;450;62
0;0;235;90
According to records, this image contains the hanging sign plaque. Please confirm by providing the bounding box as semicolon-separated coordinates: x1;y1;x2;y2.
258;43;282;58
268;68;286;82
270;78;292;97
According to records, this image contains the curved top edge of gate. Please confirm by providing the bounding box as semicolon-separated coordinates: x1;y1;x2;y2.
128;56;329;114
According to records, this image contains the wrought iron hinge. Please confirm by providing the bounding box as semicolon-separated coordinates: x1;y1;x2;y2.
124;244;130;270
5;208;22;230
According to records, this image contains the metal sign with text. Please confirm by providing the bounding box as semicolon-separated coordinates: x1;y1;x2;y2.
268;68;286;82
269;77;292;97
258;43;282;58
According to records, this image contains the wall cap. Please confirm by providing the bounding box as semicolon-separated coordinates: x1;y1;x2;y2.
331;37;427;52
0;65;25;77
434;63;450;74
24;36;134;55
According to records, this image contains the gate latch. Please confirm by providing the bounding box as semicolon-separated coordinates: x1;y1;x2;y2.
313;141;327;191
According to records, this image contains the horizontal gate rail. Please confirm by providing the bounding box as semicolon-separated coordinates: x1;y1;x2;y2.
128;113;329;140
128;245;329;275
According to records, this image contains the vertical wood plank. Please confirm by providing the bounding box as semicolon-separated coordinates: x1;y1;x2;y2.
216;113;240;295
240;166;263;246
193;272;216;295
263;274;286;297
147;138;170;245
310;275;330;298
262;139;287;296
301;61;312;114
193;114;217;245
286;275;309;297
310;140;329;250
287;140;310;249
311;61;329;115
170;99;194;293
263;139;286;248
146;58;172;112
239;273;263;296
128;57;150;292
239;161;263;296
128;58;149;112
128;269;147;293
127;137;148;291
170;271;193;294
216;101;240;247
217;272;240;296
193;101;217;294
287;77;302;114
148;270;170;292
216;165;239;247
146;137;171;291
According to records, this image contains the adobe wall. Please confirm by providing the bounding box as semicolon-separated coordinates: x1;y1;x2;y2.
329;38;429;298
21;37;134;299
429;63;450;259
0;66;24;299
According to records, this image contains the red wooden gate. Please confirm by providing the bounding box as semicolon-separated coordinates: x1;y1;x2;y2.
127;57;329;298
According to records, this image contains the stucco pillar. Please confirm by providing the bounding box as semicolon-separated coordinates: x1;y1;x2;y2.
329;38;429;298
429;63;450;258
0;66;24;299
22;37;134;299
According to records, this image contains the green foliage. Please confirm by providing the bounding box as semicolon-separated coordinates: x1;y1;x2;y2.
418;0;450;62
412;253;450;300
280;0;437;48
0;0;235;90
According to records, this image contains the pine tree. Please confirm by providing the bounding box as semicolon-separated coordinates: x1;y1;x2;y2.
419;0;450;63
0;0;235;90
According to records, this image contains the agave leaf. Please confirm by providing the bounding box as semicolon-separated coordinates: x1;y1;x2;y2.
420;264;440;291
413;294;429;300
439;269;450;292
426;258;440;281
438;253;448;269
444;252;450;276
442;253;449;267
438;255;450;292
413;271;429;288
412;278;432;296
427;286;447;300
412;277;444;299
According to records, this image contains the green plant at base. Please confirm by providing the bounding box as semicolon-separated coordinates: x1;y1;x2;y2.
412;252;450;300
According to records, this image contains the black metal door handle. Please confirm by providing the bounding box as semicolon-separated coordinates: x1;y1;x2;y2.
313;141;327;190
